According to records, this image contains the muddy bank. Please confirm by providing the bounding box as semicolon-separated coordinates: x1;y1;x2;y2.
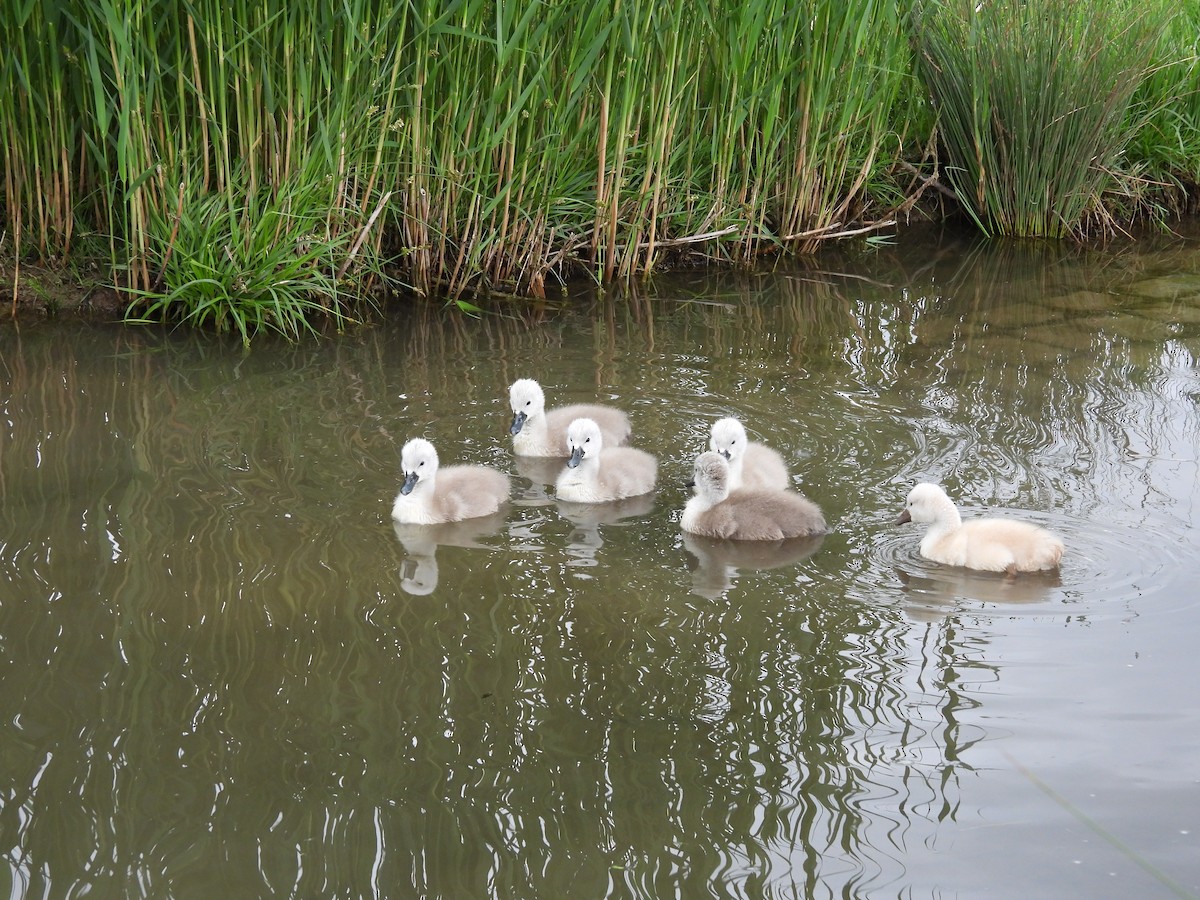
2;265;128;322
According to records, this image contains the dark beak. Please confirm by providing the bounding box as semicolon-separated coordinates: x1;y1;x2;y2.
400;471;419;495
895;509;911;525
567;445;584;468
719;449;731;460
685;478;696;489
509;411;527;435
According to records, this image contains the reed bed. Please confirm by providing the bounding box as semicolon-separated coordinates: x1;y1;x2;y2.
1;0;1198;340
1126;2;1200;207
910;0;1169;238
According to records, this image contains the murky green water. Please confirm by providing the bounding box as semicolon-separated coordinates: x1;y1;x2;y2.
3;226;1199;898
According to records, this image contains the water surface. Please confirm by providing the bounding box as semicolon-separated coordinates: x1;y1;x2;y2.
2;226;1199;898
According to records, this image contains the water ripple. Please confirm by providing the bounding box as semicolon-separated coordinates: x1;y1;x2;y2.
859;507;1190;619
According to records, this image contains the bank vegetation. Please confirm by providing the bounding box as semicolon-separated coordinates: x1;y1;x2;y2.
2;0;1197;341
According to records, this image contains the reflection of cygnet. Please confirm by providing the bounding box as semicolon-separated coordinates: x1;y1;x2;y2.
681;452;826;541
392;513;507;596
895;565;1062;619
398;555;438;596
555;417;657;503
683;530;824;598
896;482;1065;575
391;438;509;524
708;417;789;491
556;492;657;529
508;378;631;457
556;492;657;566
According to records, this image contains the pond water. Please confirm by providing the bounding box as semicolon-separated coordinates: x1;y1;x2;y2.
2;224;1199;899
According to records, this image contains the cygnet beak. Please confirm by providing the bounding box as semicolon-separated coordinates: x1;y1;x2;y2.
895;509;912;525
509;411;527;435
567;444;585;468
400;470;420;495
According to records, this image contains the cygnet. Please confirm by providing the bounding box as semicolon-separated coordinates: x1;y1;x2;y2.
895;482;1065;574
708;416;790;491
554;417;657;503
391;438;510;524
509;378;631;457
681;451;826;541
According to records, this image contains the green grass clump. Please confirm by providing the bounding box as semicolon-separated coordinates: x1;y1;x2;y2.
3;0;405;341
911;0;1167;238
1125;2;1200;207
123;174;361;344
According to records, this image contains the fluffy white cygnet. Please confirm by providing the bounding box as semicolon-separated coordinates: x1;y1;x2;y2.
509;378;631;457
391;438;510;524
708;416;790;491
896;482;1065;574
681;451;826;541
554;417;657;503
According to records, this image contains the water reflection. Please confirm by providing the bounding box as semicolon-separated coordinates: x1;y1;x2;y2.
3;224;1200;897
391;513;508;595
554;494;657;567
682;532;825;598
509;454;567;503
894;565;1063;618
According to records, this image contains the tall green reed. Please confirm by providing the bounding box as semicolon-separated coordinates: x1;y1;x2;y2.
29;1;1200;338
1126;1;1200;208
180;1;403;338
1;0;912;335
1;0;83;318
5;0;409;342
911;0;1167;238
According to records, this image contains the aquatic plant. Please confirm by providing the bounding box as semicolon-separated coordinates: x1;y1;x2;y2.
1125;2;1200;209
1;0;911;337
910;0;1166;238
5;0;1200;339
0;3;75;263
2;0;406;341
391;0;911;289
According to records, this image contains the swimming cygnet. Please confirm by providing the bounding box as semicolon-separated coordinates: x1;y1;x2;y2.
895;482;1065;575
681;451;827;541
391;438;510;524
708;416;790;491
555;417;657;503
509;378;631;457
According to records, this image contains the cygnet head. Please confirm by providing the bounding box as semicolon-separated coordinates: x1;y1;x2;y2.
399;438;439;495
565;417;603;468
709;417;748;463
896;482;959;526
509;379;546;435
687;451;732;503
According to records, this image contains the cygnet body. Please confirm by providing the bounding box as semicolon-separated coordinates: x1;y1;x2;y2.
509;378;631;457
709;417;790;491
391;438;510;524
681;451;826;541
896;482;1065;574
555;417;657;503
